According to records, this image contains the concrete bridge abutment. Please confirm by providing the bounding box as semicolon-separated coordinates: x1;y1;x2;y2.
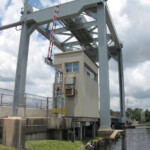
2;117;26;150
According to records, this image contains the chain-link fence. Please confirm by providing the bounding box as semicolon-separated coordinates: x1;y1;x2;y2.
0;88;53;117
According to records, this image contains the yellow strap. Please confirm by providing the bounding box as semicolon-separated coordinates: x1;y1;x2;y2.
51;108;67;114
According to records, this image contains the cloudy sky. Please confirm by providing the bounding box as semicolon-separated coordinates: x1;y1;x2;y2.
0;0;150;111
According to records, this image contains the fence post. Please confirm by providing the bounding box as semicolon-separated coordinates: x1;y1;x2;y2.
24;93;26;118
0;94;2;107
40;100;42;109
46;97;49;117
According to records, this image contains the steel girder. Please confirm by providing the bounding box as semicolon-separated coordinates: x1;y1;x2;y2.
0;0;122;62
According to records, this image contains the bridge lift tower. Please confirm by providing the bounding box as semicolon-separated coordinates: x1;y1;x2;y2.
0;0;126;129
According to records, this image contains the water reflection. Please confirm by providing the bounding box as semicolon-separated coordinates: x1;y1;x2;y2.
122;133;127;150
98;126;150;150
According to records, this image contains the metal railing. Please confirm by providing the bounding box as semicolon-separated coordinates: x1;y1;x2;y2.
0;88;53;116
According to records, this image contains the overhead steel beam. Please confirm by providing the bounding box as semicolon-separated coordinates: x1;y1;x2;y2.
0;21;22;31
84;47;117;62
91;32;98;35
55;21;97;34
85;10;97;19
36;26;66;52
27;23;37;35
56;32;72;36
23;0;102;25
63;38;98;47
105;4;122;49
108;46;118;54
62;35;73;44
108;50;118;61
89;26;98;33
63;34;112;47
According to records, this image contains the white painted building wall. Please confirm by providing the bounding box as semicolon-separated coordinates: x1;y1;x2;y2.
54;51;99;118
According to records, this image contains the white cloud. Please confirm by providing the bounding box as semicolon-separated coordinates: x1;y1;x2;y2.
0;0;9;18
108;0;127;14
109;60;150;111
140;0;150;5
40;0;58;8
39;0;75;8
1;0;23;25
125;61;150;97
0;0;55;97
126;96;150;110
109;59;119;97
110;97;120;111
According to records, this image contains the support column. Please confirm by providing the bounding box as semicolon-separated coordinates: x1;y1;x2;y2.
0;94;2;107
118;50;126;123
78;123;82;140
13;0;30;116
83;125;86;138
97;3;111;129
92;122;96;138
54;129;62;140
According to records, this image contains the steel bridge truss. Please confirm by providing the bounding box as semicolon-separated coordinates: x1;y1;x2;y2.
0;0;126;129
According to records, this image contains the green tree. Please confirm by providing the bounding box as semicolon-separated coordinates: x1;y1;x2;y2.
126;108;142;121
126;108;134;119
132;108;142;121
145;109;150;122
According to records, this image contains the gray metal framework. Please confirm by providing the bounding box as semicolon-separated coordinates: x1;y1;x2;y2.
0;0;126;129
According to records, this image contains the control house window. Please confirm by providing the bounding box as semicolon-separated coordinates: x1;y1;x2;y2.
84;63;97;81
66;62;79;73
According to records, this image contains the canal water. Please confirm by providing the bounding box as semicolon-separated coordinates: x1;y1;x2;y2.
100;126;150;150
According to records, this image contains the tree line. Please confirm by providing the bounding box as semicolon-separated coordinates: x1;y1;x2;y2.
111;108;150;122
126;108;150;122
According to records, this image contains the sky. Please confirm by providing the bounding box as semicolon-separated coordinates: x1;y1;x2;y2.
0;0;150;111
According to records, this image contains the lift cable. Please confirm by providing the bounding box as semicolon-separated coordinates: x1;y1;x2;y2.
47;5;60;61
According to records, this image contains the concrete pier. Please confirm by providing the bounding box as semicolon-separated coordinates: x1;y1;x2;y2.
92;122;96;138
2;117;26;150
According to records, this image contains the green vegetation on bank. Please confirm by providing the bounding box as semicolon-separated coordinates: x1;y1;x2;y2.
126;108;150;122
132;121;139;126
0;145;14;150
0;137;105;150
132;121;150;126
25;140;84;150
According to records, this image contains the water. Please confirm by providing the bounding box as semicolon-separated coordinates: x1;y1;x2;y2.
102;126;150;150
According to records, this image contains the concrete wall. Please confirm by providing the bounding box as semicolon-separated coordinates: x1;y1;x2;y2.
0;106;52;118
0;117;73;142
54;51;99;118
82;54;99;118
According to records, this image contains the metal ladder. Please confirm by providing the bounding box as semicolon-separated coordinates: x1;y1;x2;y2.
53;70;63;109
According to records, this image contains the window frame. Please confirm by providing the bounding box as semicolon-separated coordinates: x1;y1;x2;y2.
84;63;97;81
66;62;79;73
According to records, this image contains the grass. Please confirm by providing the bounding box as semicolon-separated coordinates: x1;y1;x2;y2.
132;121;150;126
0;137;105;150
132;121;139;126
25;140;84;150
139;122;150;125
0;145;14;150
